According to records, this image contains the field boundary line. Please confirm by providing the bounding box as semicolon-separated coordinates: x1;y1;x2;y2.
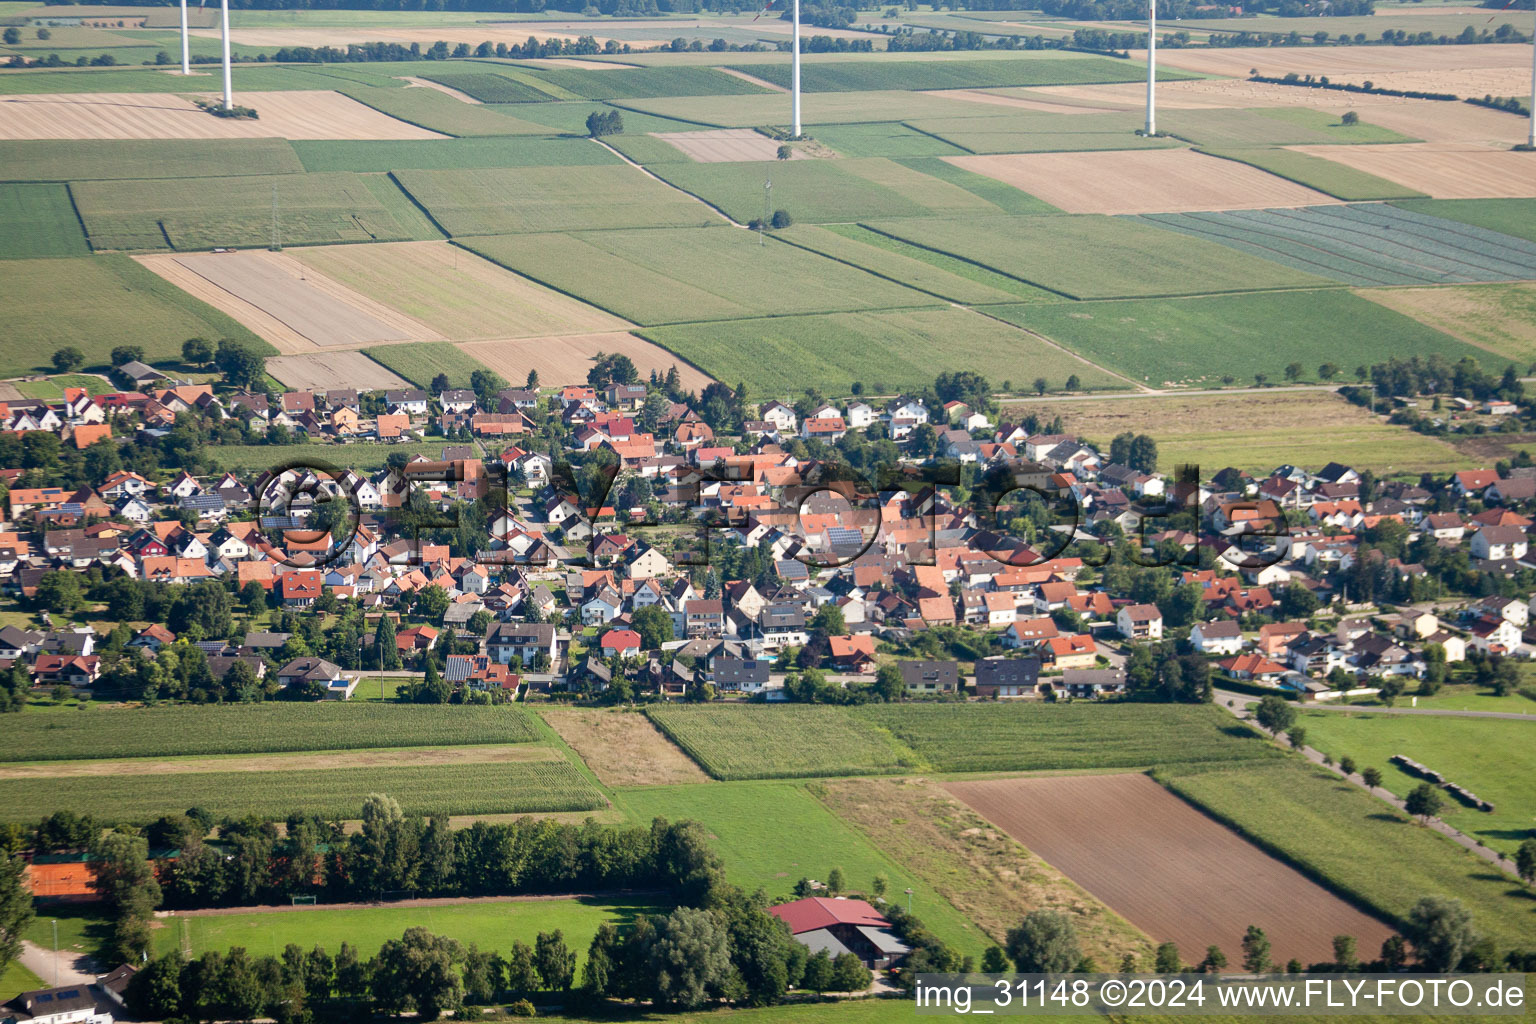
771;230;999;307
452;239;633;323
857;221;1080;299
61;181;93;254
593;137;737;227
899;119;977;155
966;304;1149;391
384;169;452;240
605;100;729;130
1191;146;1427;203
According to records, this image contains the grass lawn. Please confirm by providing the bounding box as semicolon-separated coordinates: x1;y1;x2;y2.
1340;680;1536;715
1012;390;1474;474
0;254;270;376
990;289;1490;389
0;182;89;259
1296;710;1536;855
362;342;496;389
864;214;1331;301
393;164;715;236
152;897;659;966
13;374;113;400
639;308;1121;397
461;228;931;326
1158;760;1536;952
613;781;989;959
290;136;616;173
1393;198;1536;246
0;138;303;182
208;440;449;473
24;905;111;964
0;961;44;1003
1196;147;1427;202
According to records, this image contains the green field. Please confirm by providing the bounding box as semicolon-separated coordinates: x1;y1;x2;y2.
782;224;1053;304
413;68;564;104
71;172;442;251
991;289;1491;388
902;110;1183;155
1159;761;1536;951
0;703;539;761
393;165;716;235
812;122;969;159
210;440;450;473
1393;198;1536;246
0;758;605;823
14;373;112;400
852;702;1279;774
615;90;1005;130
155;897;658;966
362;341;495;389
1196;147;1428;202
487;100;706;136
0;961;43;1004
0;254;270;375
0;65;335;95
1159;107;1414;148
0;138;304;181
603;131;698;165
290;135;616;173
865;215;1332;300
649;157;1022;224
462;228;930;325
894;157;1060;215
524;65;770;101
0;182;88;258
644;706;918;780
615;781;989;957
640;308;1119;396
334;82;552;136
1295;710;1536;855
725;55;1185;93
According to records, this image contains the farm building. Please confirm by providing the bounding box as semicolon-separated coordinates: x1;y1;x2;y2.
767;897;910;970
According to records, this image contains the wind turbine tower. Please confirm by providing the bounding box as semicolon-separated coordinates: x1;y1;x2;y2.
220;0;233;110
791;0;801;139
1527;0;1535;148
179;0;190;74
1145;0;1156;136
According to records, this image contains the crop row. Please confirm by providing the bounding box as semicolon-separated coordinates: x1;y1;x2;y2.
0;760;604;825
0;703;540;762
644;705;918;780
1266;205;1536;280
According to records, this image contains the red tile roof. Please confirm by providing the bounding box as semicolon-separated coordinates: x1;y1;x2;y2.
768;897;889;935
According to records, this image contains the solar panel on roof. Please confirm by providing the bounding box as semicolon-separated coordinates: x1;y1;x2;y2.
57;990;80;999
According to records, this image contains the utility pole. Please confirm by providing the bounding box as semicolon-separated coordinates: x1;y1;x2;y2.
1528;1;1535;148
904;887;914;912
52;919;58;987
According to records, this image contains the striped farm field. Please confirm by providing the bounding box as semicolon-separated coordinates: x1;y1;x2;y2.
0;758;605;824
852;702;1280;774
1139;203;1536;287
392;165;716;235
334;82;554;136
863;215;1331;300
290;135;616;172
1393;198;1536;246
71;172;441;251
522;65;770;100
460;228;930;325
644;705;918;780
724;55;1190;93
0;703;540;761
0;138;304;181
903;110;1181;155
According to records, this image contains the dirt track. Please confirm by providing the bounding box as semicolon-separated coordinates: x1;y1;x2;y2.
946;773;1396;967
0;90;443;141
948;148;1336;215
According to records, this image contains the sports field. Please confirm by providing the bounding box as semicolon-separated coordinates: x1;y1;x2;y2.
990;289;1490;388
639;308;1121;397
1296;710;1536;855
461;228;930;325
0;254;269;375
1025;390;1473;474
948;773;1395;966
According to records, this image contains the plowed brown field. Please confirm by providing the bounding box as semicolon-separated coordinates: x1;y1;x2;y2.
1285;142;1536;198
945;773;1395;966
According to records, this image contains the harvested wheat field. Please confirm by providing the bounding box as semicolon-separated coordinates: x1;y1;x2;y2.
946;773;1396;966
0;744;555;780
948;148;1334;214
458;332;713;390
541;709;710;787
1287;142;1536;199
653;129;808;163
290;240;627;342
0;91;443;141
267;351;409;392
1139;43;1532;81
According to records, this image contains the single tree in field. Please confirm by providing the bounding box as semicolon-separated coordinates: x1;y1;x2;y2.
871;874;888;898
1339;755;1357;777
182;337;213;366
526;369;539;389
1034;377;1048;395
1284;362;1303;382
1318;362;1338;380
1254;694;1296;735
1005;910;1080;973
111;345;144;367
1;27;18;44
1361;766;1383;792
1286;725;1307;750
1153;942;1181;973
825;866;845;894
430;373;450;396
1405;782;1443;823
1240;926;1272;973
1197;945;1227;973
1331;935;1358;970
1254;372;1269;386
52;347;84;373
776;144;792;160
1341;110;1359;125
1517;838;1536;887
1403;896;1476;972
771;209;793;229
1065;374;1081;391
981;946;1010;973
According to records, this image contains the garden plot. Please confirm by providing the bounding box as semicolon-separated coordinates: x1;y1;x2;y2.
457;331;714;391
946;773;1396;967
652;128;806;162
0;90;444;140
267;351;408;392
1140;202;1536;286
1285;143;1536;199
948;148;1335;215
138;250;439;353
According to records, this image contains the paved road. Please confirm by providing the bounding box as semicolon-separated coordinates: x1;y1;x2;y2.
1213;690;1523;879
17;939;96;990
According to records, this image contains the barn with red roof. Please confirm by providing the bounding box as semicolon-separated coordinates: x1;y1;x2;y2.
767;897;911;969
